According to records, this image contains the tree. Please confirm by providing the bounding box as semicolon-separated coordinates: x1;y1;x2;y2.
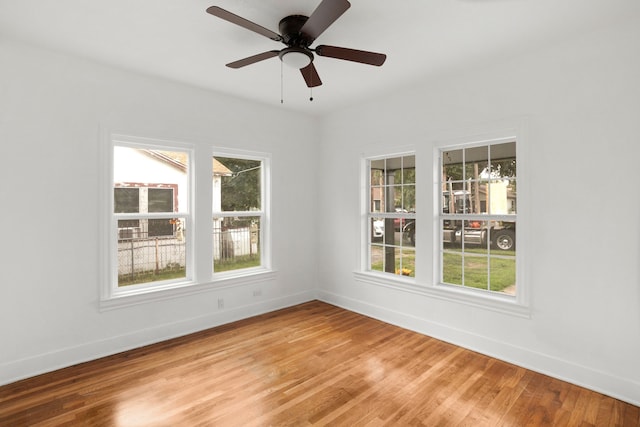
216;157;261;212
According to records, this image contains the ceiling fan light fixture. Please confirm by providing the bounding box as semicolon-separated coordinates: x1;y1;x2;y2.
279;48;313;69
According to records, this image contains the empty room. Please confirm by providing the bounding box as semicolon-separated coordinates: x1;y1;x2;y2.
1;0;639;425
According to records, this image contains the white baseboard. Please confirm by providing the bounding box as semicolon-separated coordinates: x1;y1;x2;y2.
0;291;316;387
317;290;640;407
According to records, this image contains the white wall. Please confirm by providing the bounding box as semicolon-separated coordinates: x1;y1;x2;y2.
316;21;640;405
2;17;639;407
0;39;319;384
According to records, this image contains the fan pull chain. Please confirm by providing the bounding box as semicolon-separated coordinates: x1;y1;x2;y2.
306;65;313;101
280;61;284;104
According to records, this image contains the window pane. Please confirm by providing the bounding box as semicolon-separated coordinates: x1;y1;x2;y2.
403;220;415;248
468;181;487;214
402;155;415;184
371;187;384;213
489;255;516;294
402;185;416;212
384;218;395;243
465;145;488;181
442;149;463;180
370;245;384;273
215;157;261;212
370;159;385;186
442;219;463;250
491;222;516;252
213;216;261;272
398;248;415;277
486;179;518;215
371;218;384;242
148;218;175;237
117;223;186;287
463;254;488;290
390;185;403;211
490;142;516;178
443;252;463;285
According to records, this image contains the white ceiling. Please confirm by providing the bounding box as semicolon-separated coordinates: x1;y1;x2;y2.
1;0;638;115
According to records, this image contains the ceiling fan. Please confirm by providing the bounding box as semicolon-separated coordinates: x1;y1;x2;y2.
206;0;387;88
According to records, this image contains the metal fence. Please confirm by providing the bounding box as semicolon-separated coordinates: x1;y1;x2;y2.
117;234;186;277
213;225;259;260
117;225;259;277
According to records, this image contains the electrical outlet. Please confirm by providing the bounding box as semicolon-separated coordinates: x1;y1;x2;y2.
253;289;262;297
217;298;224;309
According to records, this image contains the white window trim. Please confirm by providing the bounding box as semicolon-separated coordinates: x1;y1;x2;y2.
433;129;529;315
359;146;417;281
211;146;272;278
354;124;530;318
99;131;275;311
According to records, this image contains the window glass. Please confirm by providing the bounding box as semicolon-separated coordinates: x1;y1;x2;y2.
367;154;416;278
212;156;264;274
216;157;261;212
113;146;188;287
439;142;516;295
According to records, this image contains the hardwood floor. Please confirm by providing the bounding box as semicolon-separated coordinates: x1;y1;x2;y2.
1;301;638;426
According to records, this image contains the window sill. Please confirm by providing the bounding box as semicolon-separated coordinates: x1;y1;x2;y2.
353;271;530;318
100;269;277;311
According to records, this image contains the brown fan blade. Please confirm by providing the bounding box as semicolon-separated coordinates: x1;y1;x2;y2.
300;62;322;87
206;6;283;42
300;0;350;43
226;51;280;69
315;45;386;66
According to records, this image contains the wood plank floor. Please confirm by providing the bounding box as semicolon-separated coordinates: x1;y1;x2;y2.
1;301;638;426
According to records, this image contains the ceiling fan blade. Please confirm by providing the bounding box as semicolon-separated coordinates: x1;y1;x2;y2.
206;6;283;42
315;45;387;66
226;50;280;69
300;62;322;87
300;0;351;43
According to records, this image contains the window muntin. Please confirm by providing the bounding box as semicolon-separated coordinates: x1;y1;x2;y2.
212;156;264;274
113;146;189;288
367;155;416;278
439;141;516;295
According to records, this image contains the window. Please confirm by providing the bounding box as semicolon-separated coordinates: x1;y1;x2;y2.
212;155;265;274
366;154;416;278
112;146;189;288
438;140;517;296
102;134;272;307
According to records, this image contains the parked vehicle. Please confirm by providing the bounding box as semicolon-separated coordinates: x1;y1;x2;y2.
400;189;515;251
440;189;515;251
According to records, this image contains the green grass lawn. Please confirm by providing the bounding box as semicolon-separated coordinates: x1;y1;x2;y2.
443;251;515;292
118;266;186;286
118;254;261;286
370;250;416;277
214;255;261;272
369;246;515;293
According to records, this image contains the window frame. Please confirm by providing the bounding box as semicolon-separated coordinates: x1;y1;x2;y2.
99;132;274;310
355;127;529;318
436;138;517;295
360;148;417;283
431;130;529;316
211;147;272;279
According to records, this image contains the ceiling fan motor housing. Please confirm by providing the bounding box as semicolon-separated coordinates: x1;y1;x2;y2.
279;15;311;47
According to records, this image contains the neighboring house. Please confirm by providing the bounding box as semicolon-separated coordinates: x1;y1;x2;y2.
113;148;238;276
